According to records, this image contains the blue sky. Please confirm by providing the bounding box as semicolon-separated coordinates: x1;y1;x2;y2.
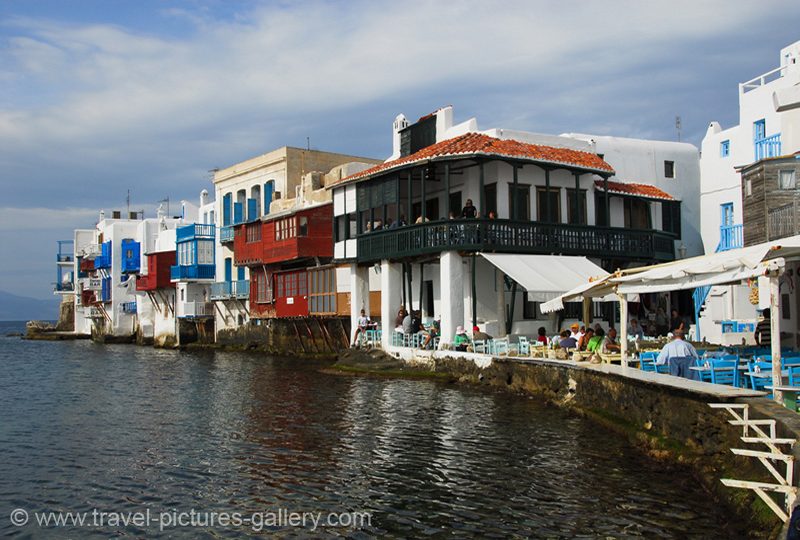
0;0;798;299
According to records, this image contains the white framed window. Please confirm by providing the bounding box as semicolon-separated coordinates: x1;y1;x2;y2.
197;240;214;265
745;178;753;197
779;170;796;190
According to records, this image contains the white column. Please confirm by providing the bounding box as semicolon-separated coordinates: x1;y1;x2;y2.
495;269;506;337
618;292;629;367
463;255;473;331
769;274;783;404
440;251;464;348
349;263;369;342
380;260;402;349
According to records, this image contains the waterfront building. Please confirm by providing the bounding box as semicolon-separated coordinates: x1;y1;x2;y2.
212;147;380;342
330;106;700;348
697;40;800;343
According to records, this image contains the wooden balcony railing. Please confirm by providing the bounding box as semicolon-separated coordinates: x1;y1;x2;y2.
355;218;676;263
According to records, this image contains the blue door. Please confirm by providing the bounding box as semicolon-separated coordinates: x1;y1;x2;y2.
233;202;243;224
237;266;245;281
247;198;257;221
754;119;766;141
264;181;274;216
222;193;232;226
720;203;734;227
224;258;232;283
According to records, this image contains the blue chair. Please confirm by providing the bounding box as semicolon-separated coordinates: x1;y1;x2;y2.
747;360;774;391
517;336;530;356
473;339;486;353
709;355;739;387
639;351;658;372
694;357;713;383
781;355;800;369
788;365;800;386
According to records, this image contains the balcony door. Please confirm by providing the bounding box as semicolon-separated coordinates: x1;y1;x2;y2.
508;184;530;220
224;258;232;282
720;202;734;227
536;187;560;223
624;199;651;230
483;183;497;218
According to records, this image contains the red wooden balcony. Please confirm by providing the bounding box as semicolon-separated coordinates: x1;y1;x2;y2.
137;251;176;291
234;204;332;267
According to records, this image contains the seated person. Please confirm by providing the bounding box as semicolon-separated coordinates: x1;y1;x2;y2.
656;329;699;380
628;319;645;341
601;328;621;353
577;327;594;351
453;326;470;351
536;326;549;345
586;328;605;353
473;325;492;341
422;319;440;349
395;307;407;332
559;330;578;349
351;308;372;346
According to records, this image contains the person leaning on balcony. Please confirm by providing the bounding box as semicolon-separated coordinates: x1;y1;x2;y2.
461;199;477;219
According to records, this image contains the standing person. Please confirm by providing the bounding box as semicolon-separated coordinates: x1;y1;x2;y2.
656;329;699;379
755;308;772;348
461;199;477;219
351;309;372;347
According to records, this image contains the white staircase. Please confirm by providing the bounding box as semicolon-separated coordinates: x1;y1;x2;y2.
710;403;796;522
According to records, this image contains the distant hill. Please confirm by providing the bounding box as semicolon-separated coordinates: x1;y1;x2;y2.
0;290;61;321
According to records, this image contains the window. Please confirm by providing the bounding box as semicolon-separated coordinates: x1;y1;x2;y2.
246;222;261;243
536;187;560;223
448;192;462;218
522;292;538;319
779;170;796;190
508;184;530;220
754;119;766;141
309;267;336;314
275;217;298;241
483;183;497;217
566;188;587;225
196;240;214;265
720;140;730;157
662;201;681;237
298;216;308;236
254;269;273;303
664;160;675;178
720;202;734;227
624;199;651;229
595;192;608;226
745;178;753;197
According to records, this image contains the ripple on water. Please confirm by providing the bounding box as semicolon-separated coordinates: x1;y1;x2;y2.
0;331;748;538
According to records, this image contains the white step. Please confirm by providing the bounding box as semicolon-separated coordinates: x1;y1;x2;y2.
731;448;794;461
709;403;748;409
721;478;797;494
729;419;775;426
741;437;796;445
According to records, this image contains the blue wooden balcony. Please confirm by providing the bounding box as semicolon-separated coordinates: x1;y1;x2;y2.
354;218;676;263
210;279;249;300
56;240;74;262
755;133;781;161
170;264;215;281
120;239;141;273
120;301;137;314
220;225;235;243
94;241;113;269
176;223;215;243
100;276;112;302
719;224;743;251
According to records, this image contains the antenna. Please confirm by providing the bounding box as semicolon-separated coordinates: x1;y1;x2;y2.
675;115;682;142
158;197;170;217
126;189;131;215
306;137;310;151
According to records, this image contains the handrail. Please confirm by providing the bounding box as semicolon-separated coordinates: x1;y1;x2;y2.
741;64;787;92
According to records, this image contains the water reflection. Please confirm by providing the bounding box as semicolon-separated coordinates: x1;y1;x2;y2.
0;331;745;537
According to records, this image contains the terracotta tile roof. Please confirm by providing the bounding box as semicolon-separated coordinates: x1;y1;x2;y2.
594;179;677;201
332;132;614;187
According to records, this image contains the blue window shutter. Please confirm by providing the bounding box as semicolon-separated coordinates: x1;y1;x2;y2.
264;181;273;215
223;193;232;226
247;198;257;221
233;202;243;224
224;258;232;282
237;266;245;280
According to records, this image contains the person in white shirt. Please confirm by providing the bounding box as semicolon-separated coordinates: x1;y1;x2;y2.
352;309;374;347
656;329;699;379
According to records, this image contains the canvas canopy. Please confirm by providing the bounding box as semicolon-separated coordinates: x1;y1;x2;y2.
479;253;608;302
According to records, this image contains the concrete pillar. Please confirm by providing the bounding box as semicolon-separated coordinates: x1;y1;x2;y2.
495;269;506;337
380;260;402;349
463;254;473;331
618;293;629;367
349;263;369;342
440;251;464;347
769;274;783;404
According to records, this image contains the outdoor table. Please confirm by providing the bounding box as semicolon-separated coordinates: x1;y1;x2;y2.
765;385;800;412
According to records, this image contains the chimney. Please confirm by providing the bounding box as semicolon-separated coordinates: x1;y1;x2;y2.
200;189;209;207
391;114;409;160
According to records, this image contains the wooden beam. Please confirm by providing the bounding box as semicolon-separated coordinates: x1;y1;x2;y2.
479;160;485;218
444;162;451;217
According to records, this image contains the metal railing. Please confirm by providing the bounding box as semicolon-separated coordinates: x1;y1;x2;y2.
176;223;215;242
81;243;102;259
719;223;744;251
755;133;782;161
740;64;787;93
170;264;215;281
220;225;235;243
210;280;250;300
355;218;676;263
179;301;213;318
120;301;137;314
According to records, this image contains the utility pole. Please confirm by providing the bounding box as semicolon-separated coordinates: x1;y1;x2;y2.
675;116;682;142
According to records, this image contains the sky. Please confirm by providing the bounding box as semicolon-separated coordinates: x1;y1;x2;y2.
0;0;798;299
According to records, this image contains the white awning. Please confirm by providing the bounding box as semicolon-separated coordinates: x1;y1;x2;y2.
479;253;608;302
541;234;800;313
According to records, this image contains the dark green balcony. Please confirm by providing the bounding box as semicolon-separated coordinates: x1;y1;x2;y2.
355;218;675;263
